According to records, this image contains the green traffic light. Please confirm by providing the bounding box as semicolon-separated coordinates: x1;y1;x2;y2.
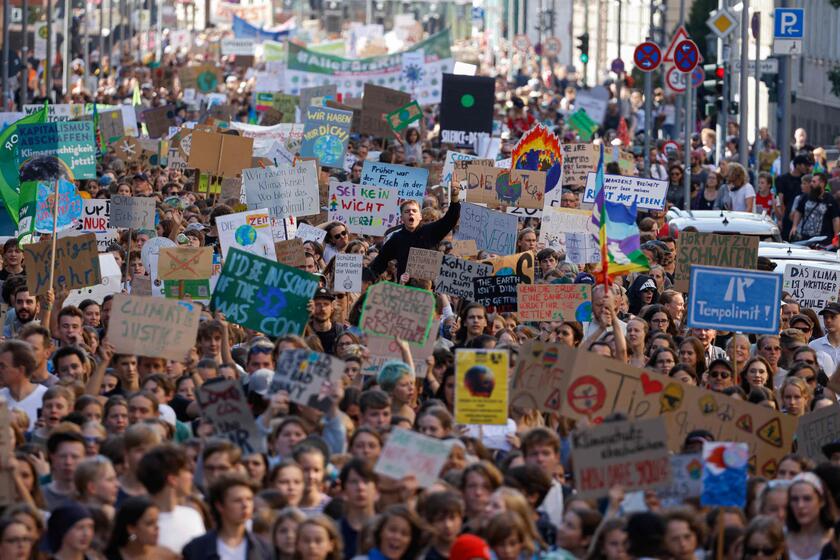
580;54;589;64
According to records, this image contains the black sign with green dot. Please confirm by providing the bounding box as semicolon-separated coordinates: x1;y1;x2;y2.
439;74;495;135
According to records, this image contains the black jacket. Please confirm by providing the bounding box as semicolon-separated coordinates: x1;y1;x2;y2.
370;202;461;278
182;530;274;560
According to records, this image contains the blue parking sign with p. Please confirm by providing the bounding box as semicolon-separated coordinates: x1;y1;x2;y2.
774;8;804;39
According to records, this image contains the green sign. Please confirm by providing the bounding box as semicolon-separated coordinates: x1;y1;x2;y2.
17;121;97;180
211;248;319;337
568;109;599;142
164;279;212;300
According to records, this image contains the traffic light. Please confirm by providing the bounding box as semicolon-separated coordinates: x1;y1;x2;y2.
761;73;778;103
577;33;590;64
702;63;724;118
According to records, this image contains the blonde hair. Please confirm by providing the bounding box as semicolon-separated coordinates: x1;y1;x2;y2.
488;487;545;549
296;515;343;560
779;376;813;412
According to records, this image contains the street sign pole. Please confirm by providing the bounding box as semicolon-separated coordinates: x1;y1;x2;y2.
739;0;750;169
644;71;652;176
754;12;761;163
20;0;27;108
684;80;692;211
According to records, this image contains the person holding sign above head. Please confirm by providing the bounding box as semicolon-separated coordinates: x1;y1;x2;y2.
369;181;461;278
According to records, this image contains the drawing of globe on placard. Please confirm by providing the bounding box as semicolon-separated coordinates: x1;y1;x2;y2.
313;136;344;165
234;224;257;247
197;71;218;93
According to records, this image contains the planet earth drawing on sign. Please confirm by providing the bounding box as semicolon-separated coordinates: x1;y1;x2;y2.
313;136;344;164
234;224;257;247
197;71;218;93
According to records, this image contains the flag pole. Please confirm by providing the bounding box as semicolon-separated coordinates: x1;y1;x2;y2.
48;180;60;292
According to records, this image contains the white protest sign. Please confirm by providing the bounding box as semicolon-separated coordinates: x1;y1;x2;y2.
110;196;156;230
583;173;669;210
221;38;256;56
574;86;610;123
783;264;840;310
375;428;452;487
242;161;319;220
215;209;277;261
295;223;327;244
334;253;363;293
442;151;479;188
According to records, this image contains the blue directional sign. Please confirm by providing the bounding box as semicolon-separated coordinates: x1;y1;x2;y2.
687;265;782;334
774;8;804;39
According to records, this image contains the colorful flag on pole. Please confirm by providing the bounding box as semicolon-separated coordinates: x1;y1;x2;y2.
590;145;649;284
0;104;48;224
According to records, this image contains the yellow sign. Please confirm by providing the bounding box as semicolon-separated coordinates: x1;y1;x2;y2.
706;9;738;38
455;350;509;426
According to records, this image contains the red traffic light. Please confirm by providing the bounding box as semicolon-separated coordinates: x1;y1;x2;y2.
715;67;725;79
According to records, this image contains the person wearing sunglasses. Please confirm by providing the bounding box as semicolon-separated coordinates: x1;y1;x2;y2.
323;222;350;263
705;359;736;393
741;516;785;560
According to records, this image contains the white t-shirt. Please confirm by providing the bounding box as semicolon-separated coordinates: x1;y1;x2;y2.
729;183;756;212
0;384;47;430
217;537;247;560
157;505;205;554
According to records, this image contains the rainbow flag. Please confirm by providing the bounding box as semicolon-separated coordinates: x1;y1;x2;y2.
590;144;649;284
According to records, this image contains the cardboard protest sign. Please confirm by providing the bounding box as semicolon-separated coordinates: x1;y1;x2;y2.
87;108;125;144
360;281;435;345
450;239;478;258
481;252;536;283
300;106;353;168
107;294;201;361
659;453;703;506
795;404;840;463
158;247;213;281
295;223;328;244
582;173;668;210
407;248;444;281
464;165;546;210
783;264;839;310
274;239;306;268
439;74;494;144
557;348;796;478
455;349;509;425
387;100;423;132
327;181;400;236
142;105;176;138
242;161;319;220
196;379;265;454
701;442;749;507
111;136;143;163
375;428;452;487
334;253;363;293
0;402;14;504
365;320;439;378
216;209;277;261
18;121;97;180
433;255;492;300
179;64;223;93
360;161;428;205
188;131;254;177
110;196;156;230
561;143;634;191
516;284;592;322
211;248;319;337
674;232;759;292
571;417;671;499
299;84;338;110
271;349;345;412
360;84;411;138
510;340;575;413
325;99;362;133
455;203;518;255
23;234;101;296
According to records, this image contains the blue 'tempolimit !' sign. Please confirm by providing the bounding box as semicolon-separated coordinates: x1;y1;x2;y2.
687;265;782;334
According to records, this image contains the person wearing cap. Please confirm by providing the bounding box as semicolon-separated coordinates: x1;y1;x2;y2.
810;302;840;369
448;534;492;560
47;503;96;557
309;288;345;356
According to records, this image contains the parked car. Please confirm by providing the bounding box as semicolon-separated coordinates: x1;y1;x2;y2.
665;209;781;241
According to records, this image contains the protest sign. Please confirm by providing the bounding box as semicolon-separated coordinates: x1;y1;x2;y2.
18;178;83;236
216;209;277;260
284;30;453;105
481;252;536;283
242;161;319;220
659;453;703;506
328;181;400;236
795;404;840;463
325;100;362;133
221;38;255;56
107;294;201;361
674;232;759;292
473;275;521;313
407;248;444;281
334;253;363;293
295;223;327;244
23;234;101;296
274;239;306;268
163;279;211;301
188;131;254;177
17;121;97;180
516;284;592;322
158;247;213;281
455;203;517;255
455;349;509;425
557;348;796;477
687;266;781;334
571;417;671;499
365;320;439;378
272;349;345;412
701;442;749;507
196;379;265;454
464;165;546;210
451;239;478;258
538;207;601;264
179;65;223;93
582;173;668;210
434;255;492;299
439;74;495;145
360;84;411;138
375;428;452;487
75;199;117;251
783;264;839;310
510;341;575;413
299;84;338;110
211;248;319;337
300;106;353;168
561;143;634;191
110;196;156;230
360;281;435;345
386;100;423;132
442;151;480;187
142;105;176;138
360;161;428;205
